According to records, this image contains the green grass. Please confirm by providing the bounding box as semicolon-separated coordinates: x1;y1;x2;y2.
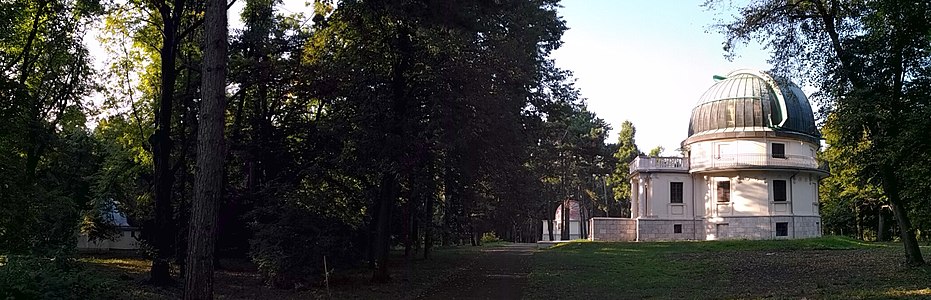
528;236;931;299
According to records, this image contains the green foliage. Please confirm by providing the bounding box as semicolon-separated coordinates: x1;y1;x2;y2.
819;116;888;239
647;146;664;157
607;120;639;217
0;128;101;255
480;232;502;244
248;196;362;288
0;0;100;255
709;0;931;264
0;256;116;300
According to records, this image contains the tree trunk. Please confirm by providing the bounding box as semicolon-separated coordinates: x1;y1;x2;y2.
561;200;569;240
441;165;455;247
882;172;925;266
889;200;923;266
546;219;554;241
183;0;227;297
855;203;862;240
150;16;179;286
403;197;414;258
423;188;434;259
410;204;420;256
469;219;478;246
877;206;885;242
371;173;396;283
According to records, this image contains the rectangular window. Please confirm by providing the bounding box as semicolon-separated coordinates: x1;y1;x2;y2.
772;143;786;158
674;224;683;234
773;180;787;202
670;182;683;203
776;222;789;236
717;181;731;202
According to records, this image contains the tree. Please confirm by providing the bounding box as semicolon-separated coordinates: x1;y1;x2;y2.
146;0;202;282
708;0;930;265
648;146;664;157
608;121;639;217
183;0;227;296
0;0;100;255
819;115;886;239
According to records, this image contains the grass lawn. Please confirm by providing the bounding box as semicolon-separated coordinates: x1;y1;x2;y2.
528;237;931;300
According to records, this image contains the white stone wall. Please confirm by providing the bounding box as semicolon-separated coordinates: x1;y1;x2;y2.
696;170;821;218
589;218;637;242
689;138;819;164
792;216;822;238
540;220;582;241
77;229;141;251
643;173;694;220
704;216;822;240
637;219;701;241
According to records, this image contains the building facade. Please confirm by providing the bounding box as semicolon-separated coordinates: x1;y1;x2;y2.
592;69;827;241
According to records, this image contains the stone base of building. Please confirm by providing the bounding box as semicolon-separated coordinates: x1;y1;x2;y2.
703;216;822;240
579;216;822;242
636;219;702;241
589;218;637;241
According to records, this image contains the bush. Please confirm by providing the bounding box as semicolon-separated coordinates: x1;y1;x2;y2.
249;200;362;289
481;232;502;244
0;255;115;299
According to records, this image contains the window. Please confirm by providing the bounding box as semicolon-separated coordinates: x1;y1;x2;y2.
773;180;787;202
717;181;731;202
674;224;683;234
776;222;789;236
670;182;683;203
772;143;786;158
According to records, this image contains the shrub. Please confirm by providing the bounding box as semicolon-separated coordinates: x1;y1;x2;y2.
0;255;115;299
249;200;362;289
481;232;502;244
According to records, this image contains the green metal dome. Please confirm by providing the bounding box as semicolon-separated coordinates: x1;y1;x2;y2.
686;69;819;143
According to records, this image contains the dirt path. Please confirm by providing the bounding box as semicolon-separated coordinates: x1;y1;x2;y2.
417;243;537;300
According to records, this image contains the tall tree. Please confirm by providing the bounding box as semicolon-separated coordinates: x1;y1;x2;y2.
819;115;886;239
0;0;99;254
120;0;203;283
608;120;639;217
183;0;227;296
709;0;930;265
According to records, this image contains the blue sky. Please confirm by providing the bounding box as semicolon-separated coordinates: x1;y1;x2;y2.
550;0;770;154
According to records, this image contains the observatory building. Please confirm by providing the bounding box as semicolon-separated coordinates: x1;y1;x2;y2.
590;69;828;241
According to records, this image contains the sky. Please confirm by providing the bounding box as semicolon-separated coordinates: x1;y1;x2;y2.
549;0;771;155
87;0;773;154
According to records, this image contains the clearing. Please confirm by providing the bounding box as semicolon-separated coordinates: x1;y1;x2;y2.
529;237;931;299
76;237;931;299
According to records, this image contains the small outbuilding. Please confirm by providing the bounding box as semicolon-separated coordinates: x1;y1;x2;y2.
77;206;141;251
541;200;583;241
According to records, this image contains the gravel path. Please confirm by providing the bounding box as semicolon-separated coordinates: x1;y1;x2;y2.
418;243;537;300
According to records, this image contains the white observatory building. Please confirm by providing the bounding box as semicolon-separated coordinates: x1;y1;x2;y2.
591;69;828;241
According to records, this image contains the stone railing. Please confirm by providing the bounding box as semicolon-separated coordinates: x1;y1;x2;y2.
629;156;689;174
690;154;828;172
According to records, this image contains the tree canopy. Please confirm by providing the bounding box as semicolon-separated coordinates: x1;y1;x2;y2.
708;0;931;266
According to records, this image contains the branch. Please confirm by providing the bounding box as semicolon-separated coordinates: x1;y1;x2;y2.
177;17;204;41
176;0;237;41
